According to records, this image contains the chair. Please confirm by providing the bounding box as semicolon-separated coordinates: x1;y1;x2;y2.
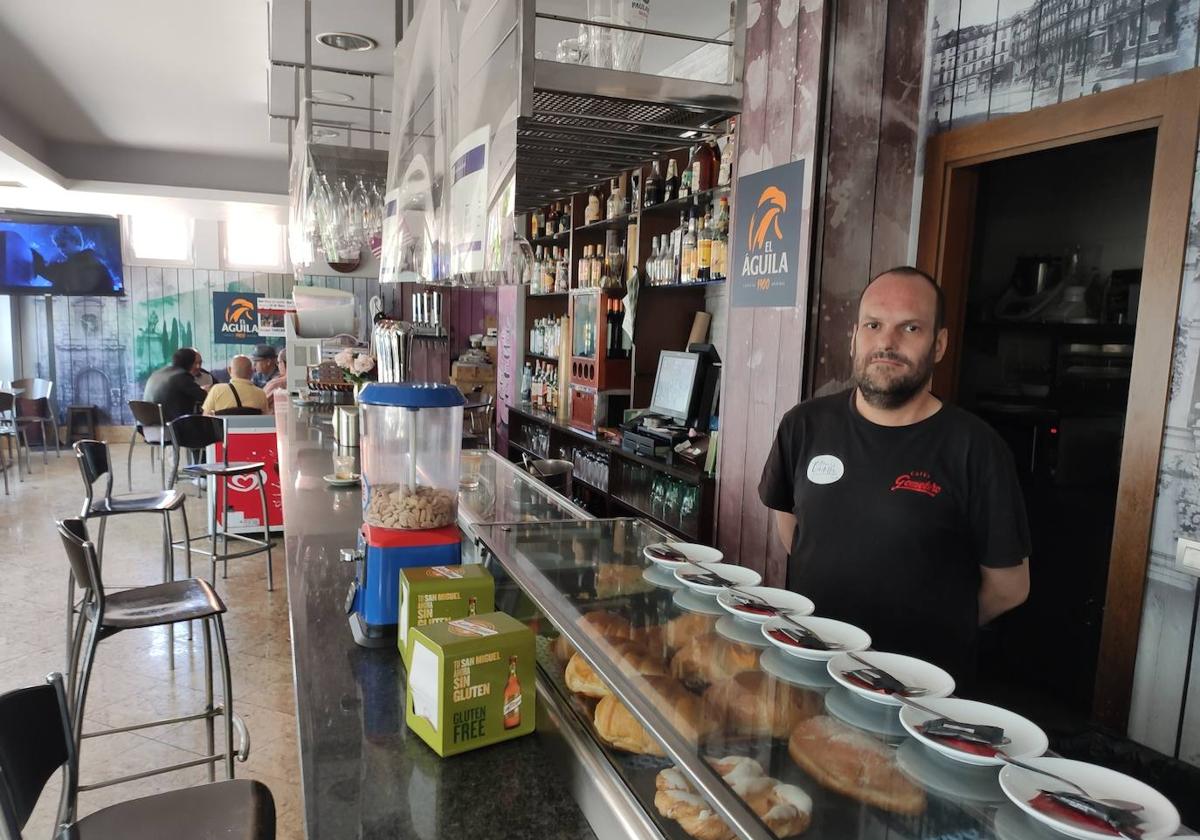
0;391;30;492
71;440;192;669
462;392;496;450
66;405;99;444
168;415;274;591
127;400;173;490
0;672;273;840
12;376;61;462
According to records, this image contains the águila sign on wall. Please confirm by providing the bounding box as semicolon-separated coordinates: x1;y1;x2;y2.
730;159;805;308
213;291;262;344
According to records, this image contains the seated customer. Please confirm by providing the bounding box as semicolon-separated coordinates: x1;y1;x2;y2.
202;355;268;416
263;351;289;399
144;348;208;421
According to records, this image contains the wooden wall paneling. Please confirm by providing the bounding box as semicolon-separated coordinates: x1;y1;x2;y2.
929;166;979;400
809;0;890;397
195;270;214;375
870;0;930;275
715;0;774;567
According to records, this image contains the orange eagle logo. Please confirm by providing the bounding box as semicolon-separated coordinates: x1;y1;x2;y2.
224;297;257;324
749;186;787;250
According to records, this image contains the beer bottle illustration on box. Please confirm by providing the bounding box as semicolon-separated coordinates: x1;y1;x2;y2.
503;654;522;729
468;596;477;616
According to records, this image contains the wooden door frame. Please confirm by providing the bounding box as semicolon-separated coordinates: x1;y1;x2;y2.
916;70;1200;730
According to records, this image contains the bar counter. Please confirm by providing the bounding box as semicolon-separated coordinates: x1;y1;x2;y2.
274;398;596;839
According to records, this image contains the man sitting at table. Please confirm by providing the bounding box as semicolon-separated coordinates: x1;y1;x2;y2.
202;355;268;416
144;348;208;421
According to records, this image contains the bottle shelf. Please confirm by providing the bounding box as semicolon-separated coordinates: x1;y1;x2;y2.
641;279;727;290
640;185;731;218
531;230;571;246
574;212;633;234
526;352;560;363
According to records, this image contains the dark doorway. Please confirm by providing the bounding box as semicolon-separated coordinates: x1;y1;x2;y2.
957;130;1156;726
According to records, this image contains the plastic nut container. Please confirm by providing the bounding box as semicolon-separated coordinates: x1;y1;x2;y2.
358;383;465;530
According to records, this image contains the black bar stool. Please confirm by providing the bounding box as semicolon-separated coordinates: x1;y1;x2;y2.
127;400;172;490
0;672;274;839
168;415;274;590
0;389;31;485
70;440;193;669
13;376;61;462
58;518;248;789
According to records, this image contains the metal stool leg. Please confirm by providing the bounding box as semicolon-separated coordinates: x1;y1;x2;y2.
72;617;101;747
179;503;194;641
50;414;61;457
127;426;138;491
257;469;273;591
162;511;174;671
37;420;48;465
213;614;235;779
95;518;108;567
202;618;216;783
221;476;230;580
65;573;75;668
66;594;87;706
209;474;219;586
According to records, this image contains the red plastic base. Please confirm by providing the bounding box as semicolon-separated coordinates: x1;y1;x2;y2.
361;522;462;548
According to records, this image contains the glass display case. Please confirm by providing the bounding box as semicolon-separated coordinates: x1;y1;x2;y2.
475;518;1069;840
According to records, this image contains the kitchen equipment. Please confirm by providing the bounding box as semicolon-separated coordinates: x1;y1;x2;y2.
347;382;466;647
1011;257;1063;297
372;318;415;383
292;285;357;337
333;405;360;448
523;456;572;494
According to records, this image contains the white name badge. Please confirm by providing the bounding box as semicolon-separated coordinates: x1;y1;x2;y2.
806;454;845;485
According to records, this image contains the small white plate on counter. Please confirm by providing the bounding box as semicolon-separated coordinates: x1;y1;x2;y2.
896;739;1006;804
671;587;726;616
715;586;814;624
761;616;870;661
898;697;1047;767
999;757;1179;840
323;473;360;486
826;651;954;707
643;541;722;570
673;562;761;595
823;687;908;740
759;647;838;690
715;615;772;648
642;564;685;590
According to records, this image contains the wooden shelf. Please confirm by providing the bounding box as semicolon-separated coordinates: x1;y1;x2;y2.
640;186;730;218
574;212;633;234
531;230;570;247
528;291;569;299
526;352;560;363
641;279;726;291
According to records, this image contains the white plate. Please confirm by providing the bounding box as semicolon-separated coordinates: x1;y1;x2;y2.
759;648;838;690
895;739;1006;804
823;687;908;740
673;562;762;595
998;757;1180;840
715;586;814;624
899;697;1048;767
671;587;726;616
760;616;871;661
643;541;723;570
714;615;772;648
826;651;954;707
323;473;360;486
642;564;685;590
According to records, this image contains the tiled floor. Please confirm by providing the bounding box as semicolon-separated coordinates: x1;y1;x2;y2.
0;443;303;839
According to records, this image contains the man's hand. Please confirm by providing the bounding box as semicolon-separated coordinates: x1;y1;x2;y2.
773;510;797;553
979;559;1030;625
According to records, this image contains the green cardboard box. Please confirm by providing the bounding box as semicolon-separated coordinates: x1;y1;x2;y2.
399;565;495;669
405;612;535;757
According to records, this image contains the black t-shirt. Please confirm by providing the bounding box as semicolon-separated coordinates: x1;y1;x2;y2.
758;390;1031;684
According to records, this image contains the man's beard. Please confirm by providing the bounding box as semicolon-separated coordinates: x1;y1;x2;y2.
852;343;937;410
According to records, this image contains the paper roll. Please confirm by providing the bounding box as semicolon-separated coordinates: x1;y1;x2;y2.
687;311;712;347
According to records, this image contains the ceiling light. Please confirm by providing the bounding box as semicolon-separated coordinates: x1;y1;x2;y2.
317;32;377;51
313;89;355;103
679;130;698;139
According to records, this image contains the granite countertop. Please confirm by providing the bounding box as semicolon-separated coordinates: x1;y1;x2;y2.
274;399;597;840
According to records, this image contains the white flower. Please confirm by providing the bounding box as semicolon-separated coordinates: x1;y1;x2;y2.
352;353;376;374
334;348;354;369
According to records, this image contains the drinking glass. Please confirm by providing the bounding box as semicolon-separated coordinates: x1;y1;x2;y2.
664;479;682;527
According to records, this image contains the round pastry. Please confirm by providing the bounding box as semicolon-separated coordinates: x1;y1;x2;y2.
593;675;715;756
703;671;823;738
564;643;668;698
665;611;718;650
654;757;813;840
595;562;654;598
670;632;760;690
552;610;636;663
787;715;926;816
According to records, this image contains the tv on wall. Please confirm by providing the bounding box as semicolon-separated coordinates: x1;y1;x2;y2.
0;210;124;296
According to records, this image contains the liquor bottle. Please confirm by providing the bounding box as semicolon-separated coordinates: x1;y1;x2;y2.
664;159;680;202
607;178;621;218
681;211;697;284
578;245;590;288
692;141;719;193
643;160;663;208
714;198;730;280
533;246;544;294
542;247;556;291
718;118;736;188
530;363;541;407
530;210;540;240
697;211;713;282
504;655;521;729
521;363;532;401
558;202;570;233
585;185;603;224
556;248;568;291
468;595;477;616
680;164;693;200
629;171;641;210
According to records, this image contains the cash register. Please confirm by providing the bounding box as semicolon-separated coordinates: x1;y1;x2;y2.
621;345;720;461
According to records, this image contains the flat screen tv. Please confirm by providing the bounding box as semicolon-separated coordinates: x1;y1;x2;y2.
0;210;124;296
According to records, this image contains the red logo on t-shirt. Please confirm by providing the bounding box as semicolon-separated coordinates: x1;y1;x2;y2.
891;470;942;498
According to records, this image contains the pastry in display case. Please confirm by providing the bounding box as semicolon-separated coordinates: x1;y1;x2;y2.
655;759;812;840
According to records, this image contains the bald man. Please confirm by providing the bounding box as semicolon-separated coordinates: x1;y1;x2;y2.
758;266;1030;686
201;355;268;416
